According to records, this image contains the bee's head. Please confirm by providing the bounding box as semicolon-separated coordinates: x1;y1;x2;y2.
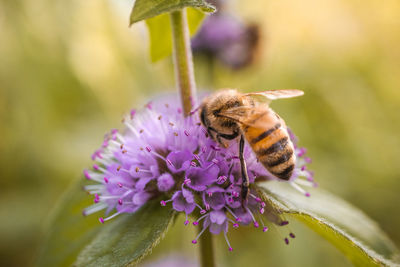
199;90;240;123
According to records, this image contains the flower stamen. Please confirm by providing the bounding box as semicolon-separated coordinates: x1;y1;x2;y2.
192;225;208;244
290;181;311;197
224;232;233;251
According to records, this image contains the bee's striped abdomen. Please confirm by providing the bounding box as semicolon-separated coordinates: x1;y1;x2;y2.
247;124;296;180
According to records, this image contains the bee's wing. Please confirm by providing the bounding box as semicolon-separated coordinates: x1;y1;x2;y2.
217;106;271;127
244;89;304;105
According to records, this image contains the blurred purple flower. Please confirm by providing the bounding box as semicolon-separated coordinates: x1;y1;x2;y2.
141;254;198;267
83;94;314;250
191;13;260;69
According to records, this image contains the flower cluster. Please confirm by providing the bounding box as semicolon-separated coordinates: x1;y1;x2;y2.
83;95;314;250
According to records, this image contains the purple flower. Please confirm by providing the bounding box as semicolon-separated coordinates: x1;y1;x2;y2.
83;94;314;250
205;210;229;234
172;189;196;214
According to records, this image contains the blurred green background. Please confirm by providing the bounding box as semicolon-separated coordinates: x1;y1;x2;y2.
1;0;400;266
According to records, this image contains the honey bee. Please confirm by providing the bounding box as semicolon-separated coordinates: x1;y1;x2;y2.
199;89;304;201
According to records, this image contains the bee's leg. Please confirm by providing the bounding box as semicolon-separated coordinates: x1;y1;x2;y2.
239;134;249;205
207;127;238;147
207;127;224;145
206;128;215;139
217;131;239;140
216;135;225;147
216;131;239;148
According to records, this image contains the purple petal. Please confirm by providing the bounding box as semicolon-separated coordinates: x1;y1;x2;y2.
172;191;196;214
166;150;192;173
132;191;151;206
232;208;252;225
209;210;226;224
225;186;242;209
209;222;225;234
172;192;186;211
182;187;195;203
186;165;219;191
135;177;153;191
204;186;226;210
184;203;196;214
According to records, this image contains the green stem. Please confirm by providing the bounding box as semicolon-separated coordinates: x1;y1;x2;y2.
199;225;216;267
170;9;197;117
170;9;215;267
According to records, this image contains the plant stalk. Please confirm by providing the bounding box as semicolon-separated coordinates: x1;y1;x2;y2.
170;9;215;267
199;225;216;267
170;9;197;117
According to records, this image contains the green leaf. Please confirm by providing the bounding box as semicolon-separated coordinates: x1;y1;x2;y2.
145;14;172;63
74;198;175;267
36;178;175;267
36;179;103;267
146;8;205;62
256;181;400;267
130;0;215;25
187;7;206;33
